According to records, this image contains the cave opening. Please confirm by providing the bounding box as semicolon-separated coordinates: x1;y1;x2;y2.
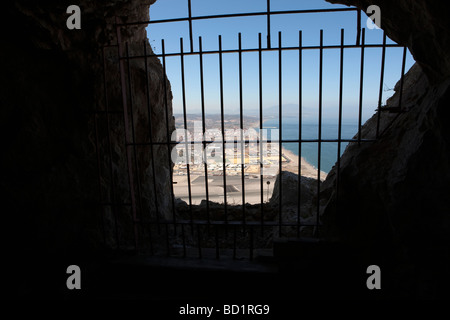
101;0;414;261
5;0;450;300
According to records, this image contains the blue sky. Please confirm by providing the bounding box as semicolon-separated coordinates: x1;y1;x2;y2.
145;0;415;124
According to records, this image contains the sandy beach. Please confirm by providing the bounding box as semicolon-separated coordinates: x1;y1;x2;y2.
281;148;328;181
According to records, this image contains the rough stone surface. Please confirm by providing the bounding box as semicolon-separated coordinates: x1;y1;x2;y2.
321;0;450;298
267;171;319;238
270;171;319;220
4;0;450;299
327;0;450;83
2;0;174;257
320;64;450;296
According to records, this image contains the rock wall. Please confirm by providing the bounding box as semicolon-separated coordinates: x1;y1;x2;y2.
4;0;450;299
322;0;450;298
327;0;450;83
2;0;174;261
270;171;319;227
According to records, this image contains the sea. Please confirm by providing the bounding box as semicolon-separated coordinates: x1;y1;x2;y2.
262;117;359;173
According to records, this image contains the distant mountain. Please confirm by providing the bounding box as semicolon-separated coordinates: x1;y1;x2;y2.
173;104;360;124
246;104;316;118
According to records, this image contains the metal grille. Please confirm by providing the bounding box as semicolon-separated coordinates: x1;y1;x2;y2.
95;0;408;259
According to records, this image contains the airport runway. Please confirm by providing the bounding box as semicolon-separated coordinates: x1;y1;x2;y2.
173;174;277;205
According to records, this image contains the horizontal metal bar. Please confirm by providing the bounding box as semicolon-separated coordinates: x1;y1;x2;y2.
126;138;376;146
97;202;132;207
117;8;359;27
118;43;403;60
88;110;124;115
137;219;321;227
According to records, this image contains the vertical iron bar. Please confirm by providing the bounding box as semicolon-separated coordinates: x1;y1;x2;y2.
376;31;387;138
148;221;154;255
258;33;264;236
116;19;139;249
233;225;237;260
316;29;323;237
249;227;254;261
398;46;408;111
356;9;361;46
143;41;161;243
218;35;228;225
197;224;202;259
199;37;211;225
238;33;246;229
266;0;271;49
165;224;171;256
102;46;120;248
278;31;282;238
336;29;344;214
181;224;186;258
358;28;365;145
215;225;220;259
297;30;303;237
125;43;144;225
180;37;194;234
188;0;194;53
161;39;177;232
93;111;107;246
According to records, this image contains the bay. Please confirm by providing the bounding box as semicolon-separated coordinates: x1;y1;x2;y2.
262;117;359;173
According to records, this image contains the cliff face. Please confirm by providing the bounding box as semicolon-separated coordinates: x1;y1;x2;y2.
327;0;450;83
323;0;450;297
4;0;450;299
2;0;174;257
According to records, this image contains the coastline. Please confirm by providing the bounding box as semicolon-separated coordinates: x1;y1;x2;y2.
172;146;327;206
281;147;328;181
248;118;328;181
